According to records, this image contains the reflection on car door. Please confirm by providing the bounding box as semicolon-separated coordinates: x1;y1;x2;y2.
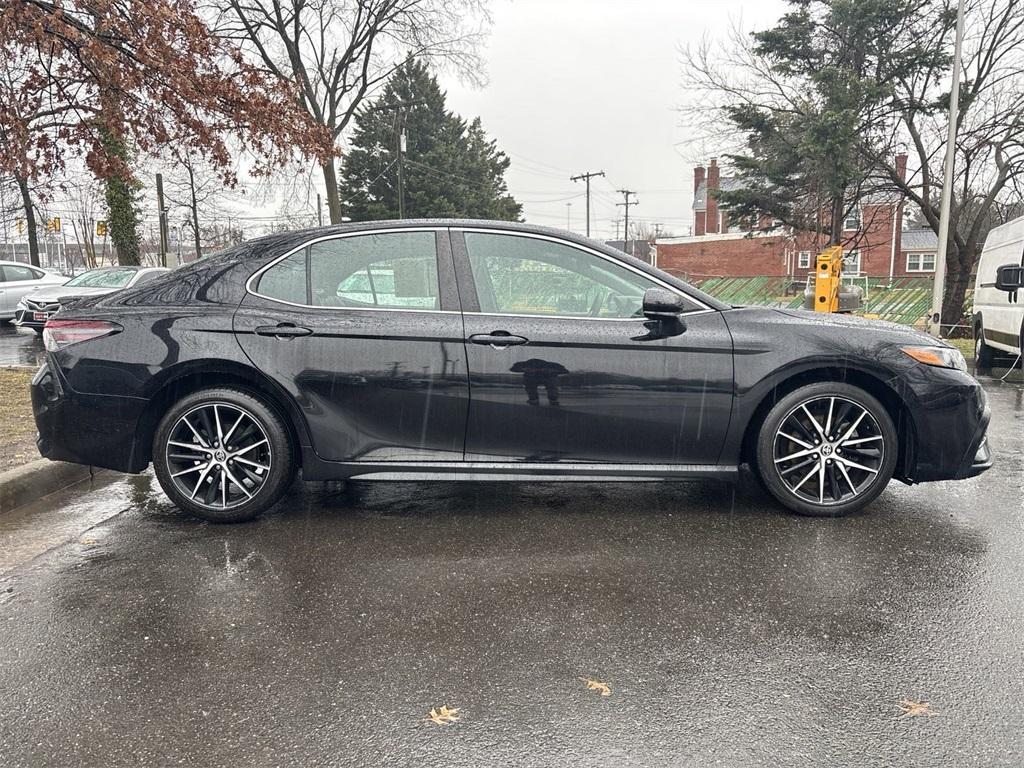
453;229;734;465
234;229;469;463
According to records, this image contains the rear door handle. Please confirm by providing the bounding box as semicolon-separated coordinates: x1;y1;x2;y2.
468;332;529;348
254;323;313;338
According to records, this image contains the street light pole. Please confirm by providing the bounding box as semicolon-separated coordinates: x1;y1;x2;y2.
929;0;967;338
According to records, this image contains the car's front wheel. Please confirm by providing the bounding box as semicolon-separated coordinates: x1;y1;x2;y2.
152;388;294;522
755;382;898;517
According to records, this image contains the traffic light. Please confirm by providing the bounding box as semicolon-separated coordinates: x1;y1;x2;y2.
96;220;108;237
16;219;24;236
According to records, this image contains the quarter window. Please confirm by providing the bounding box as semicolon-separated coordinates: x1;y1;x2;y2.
464;232;672;318
256;231;440;310
257;251;307;304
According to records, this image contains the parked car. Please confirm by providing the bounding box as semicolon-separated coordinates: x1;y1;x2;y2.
31;221;992;522
14;266;169;333
0;260;68;322
973;214;1024;369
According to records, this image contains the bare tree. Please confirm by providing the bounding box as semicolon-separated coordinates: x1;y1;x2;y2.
866;0;1024;329
65;177;107;268
218;0;490;224
164;152;235;261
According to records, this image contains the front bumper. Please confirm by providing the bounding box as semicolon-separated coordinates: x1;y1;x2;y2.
13;307;52;330
897;364;993;483
32;360;149;473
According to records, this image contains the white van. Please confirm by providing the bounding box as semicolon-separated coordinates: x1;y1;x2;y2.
973;215;1024;368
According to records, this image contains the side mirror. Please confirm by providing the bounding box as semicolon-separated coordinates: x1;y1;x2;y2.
995;263;1024;292
642;288;686;321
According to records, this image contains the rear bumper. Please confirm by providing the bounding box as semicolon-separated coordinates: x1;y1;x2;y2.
32;360;149;473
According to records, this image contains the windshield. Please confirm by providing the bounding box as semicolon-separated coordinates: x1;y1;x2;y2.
63;269;137;289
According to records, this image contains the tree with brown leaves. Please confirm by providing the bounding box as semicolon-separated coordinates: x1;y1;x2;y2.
0;0;332;264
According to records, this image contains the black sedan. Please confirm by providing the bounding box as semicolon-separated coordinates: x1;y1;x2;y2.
31;220;992;522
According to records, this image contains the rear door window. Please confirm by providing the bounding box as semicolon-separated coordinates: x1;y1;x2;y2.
256;231;440;310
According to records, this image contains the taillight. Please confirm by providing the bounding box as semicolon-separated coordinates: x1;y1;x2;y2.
43;319;122;351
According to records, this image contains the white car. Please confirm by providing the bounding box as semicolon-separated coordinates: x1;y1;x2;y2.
14;266;170;333
0;260;68;321
973;215;1024;368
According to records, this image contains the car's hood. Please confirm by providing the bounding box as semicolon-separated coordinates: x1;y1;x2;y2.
724;306;949;349
24;285;119;303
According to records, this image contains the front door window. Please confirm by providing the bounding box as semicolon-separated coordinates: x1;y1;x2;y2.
463;232;674;318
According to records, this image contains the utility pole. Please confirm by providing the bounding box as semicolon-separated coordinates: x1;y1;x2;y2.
317;194;323;227
616;190;638;255
612;218;622;239
929;0;967;338
566;202;572;231
155;173;169;268
396;108;408;219
570;170;605;237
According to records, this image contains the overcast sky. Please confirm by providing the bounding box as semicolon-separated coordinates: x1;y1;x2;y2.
438;0;787;240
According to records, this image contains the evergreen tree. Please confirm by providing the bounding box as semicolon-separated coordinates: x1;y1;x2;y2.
706;0;947;244
339;60;521;222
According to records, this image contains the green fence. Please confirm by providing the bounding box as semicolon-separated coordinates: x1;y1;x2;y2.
694;275;970;328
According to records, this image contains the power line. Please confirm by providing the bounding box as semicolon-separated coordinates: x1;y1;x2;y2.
570;170;605;237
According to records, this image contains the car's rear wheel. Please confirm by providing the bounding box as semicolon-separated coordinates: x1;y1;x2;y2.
152;388;294;523
975;319;996;371
755;382;898;517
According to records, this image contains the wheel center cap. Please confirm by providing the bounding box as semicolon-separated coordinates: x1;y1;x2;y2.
214;450;226;462
820;444;833;457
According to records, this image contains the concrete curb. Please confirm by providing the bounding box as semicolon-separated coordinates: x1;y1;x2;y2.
0;459;97;514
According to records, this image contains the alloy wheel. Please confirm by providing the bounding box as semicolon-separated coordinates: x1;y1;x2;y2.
772;395;885;506
165;402;272;510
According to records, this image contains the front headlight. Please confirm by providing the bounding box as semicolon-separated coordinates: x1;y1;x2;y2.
901;345;968;372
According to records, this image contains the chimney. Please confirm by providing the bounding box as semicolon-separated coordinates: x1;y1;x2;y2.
706;158;721;234
895;152;908;183
693;164;707;236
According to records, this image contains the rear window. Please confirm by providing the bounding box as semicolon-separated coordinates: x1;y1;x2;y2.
65;269;137;289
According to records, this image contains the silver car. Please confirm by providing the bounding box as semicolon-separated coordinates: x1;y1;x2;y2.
14;266;169;332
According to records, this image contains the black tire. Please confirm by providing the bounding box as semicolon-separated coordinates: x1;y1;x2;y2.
755;382;898;517
152;388;294;523
33;327;44;336
975;318;996;371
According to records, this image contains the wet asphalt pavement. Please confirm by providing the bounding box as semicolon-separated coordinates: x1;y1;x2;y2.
0;378;1022;767
0;323;45;368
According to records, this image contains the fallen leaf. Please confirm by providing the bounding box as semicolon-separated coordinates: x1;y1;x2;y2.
895;699;940;719
427;705;460;725
80;537;98;546
581;677;611;696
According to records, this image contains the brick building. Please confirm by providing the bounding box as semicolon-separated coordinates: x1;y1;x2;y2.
655;157;937;281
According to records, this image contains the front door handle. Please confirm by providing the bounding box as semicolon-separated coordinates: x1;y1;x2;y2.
254;323;313;338
468;331;529;348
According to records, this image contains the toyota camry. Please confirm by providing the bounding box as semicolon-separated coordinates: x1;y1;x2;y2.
31;220;992;522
